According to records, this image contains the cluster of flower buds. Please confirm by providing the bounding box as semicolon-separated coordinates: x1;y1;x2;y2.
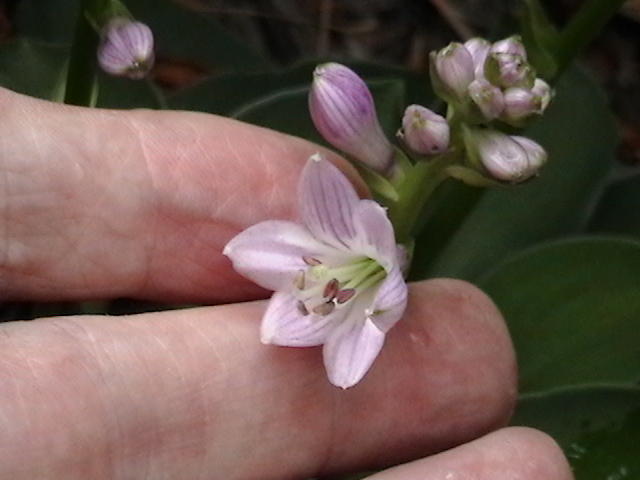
431;36;552;126
97;17;155;80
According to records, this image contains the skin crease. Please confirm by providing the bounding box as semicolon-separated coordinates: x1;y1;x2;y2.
0;88;573;479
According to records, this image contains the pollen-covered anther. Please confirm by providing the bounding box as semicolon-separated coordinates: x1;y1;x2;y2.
293;270;306;290
312;302;336;316
303;256;322;266
323;278;340;299
336;288;356;304
297;300;310;316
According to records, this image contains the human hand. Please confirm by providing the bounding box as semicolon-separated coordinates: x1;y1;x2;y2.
0;88;573;479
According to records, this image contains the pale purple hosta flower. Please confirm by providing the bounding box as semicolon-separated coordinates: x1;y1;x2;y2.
309;63;395;174
465;128;546;182
464;38;491;79
430;42;475;102
224;154;408;389
97;18;154;79
485;52;534;89
401;105;450;154
468;78;505;121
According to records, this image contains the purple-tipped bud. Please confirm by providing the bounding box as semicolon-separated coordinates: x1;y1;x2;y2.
400;105;450;155
464;38;491;78
491;35;527;60
465;128;546;182
485;53;535;89
430;42;475;101
468;78;505;121
531;78;553;112
511;136;547;170
97;18;154;79
309;63;394;173
501;87;540;124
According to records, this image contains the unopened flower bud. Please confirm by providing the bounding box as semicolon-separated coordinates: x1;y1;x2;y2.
464;38;491;78
468;78;504;121
401;105;450;155
511;135;547;171
531;78;552;112
430;42;475;102
501;87;540;124
309;63;394;173
465;128;546;182
97;18;154;79
485;53;535;89
491;35;527;59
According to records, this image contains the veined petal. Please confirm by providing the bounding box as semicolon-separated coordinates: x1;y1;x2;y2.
223;220;339;291
350;199;397;270
368;267;408;332
261;290;345;346
299;154;359;249
323;312;386;389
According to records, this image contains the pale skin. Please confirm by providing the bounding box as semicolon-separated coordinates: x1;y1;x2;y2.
0;88;574;479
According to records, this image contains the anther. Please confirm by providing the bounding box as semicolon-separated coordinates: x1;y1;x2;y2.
297;300;309;316
336;288;356;304
323;278;339;299
312;302;335;316
293;270;306;290
303;256;322;266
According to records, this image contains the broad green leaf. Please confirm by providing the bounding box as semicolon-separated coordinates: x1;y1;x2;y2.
169;60;433;118
479;236;640;393
423;67;617;281
0;38;68;100
519;0;560;78
513;386;640;480
14;0;270;71
588;173;640;239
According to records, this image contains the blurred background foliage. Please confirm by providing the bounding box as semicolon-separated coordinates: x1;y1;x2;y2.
0;1;639;479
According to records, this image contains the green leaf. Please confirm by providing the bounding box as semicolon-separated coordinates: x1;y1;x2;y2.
0;38;69;100
422;66;617;281
478;236;640;394
14;0;270;71
513;385;640;479
588;173;640;239
519;0;560;78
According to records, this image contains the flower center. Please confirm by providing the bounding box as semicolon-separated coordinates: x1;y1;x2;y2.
293;255;386;316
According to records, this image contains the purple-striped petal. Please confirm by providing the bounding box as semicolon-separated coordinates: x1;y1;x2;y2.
323;312;386;389
368;267;408;332
97;18;154;79
349;199;397;270
223;220;341;291
299;154;359;249
261;290;345;346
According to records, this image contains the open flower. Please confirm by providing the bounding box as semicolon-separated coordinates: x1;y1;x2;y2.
224;154;408;388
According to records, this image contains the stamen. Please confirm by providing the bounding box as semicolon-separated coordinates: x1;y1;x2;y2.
293;270;306;290
297;300;309;316
303;256;322;266
312;302;335;316
323;278;339;299
336;288;356;304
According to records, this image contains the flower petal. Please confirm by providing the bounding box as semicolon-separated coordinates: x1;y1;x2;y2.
299;154;359;249
349;199;398;270
261;290;345;347
368;267;408;332
223;220;339;291
323;313;386;389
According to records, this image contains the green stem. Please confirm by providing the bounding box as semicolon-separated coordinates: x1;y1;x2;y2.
64;2;100;106
389;156;453;244
554;0;626;72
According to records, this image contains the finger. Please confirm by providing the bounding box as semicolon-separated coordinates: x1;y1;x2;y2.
363;427;573;480
0;88;363;303
0;279;516;479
